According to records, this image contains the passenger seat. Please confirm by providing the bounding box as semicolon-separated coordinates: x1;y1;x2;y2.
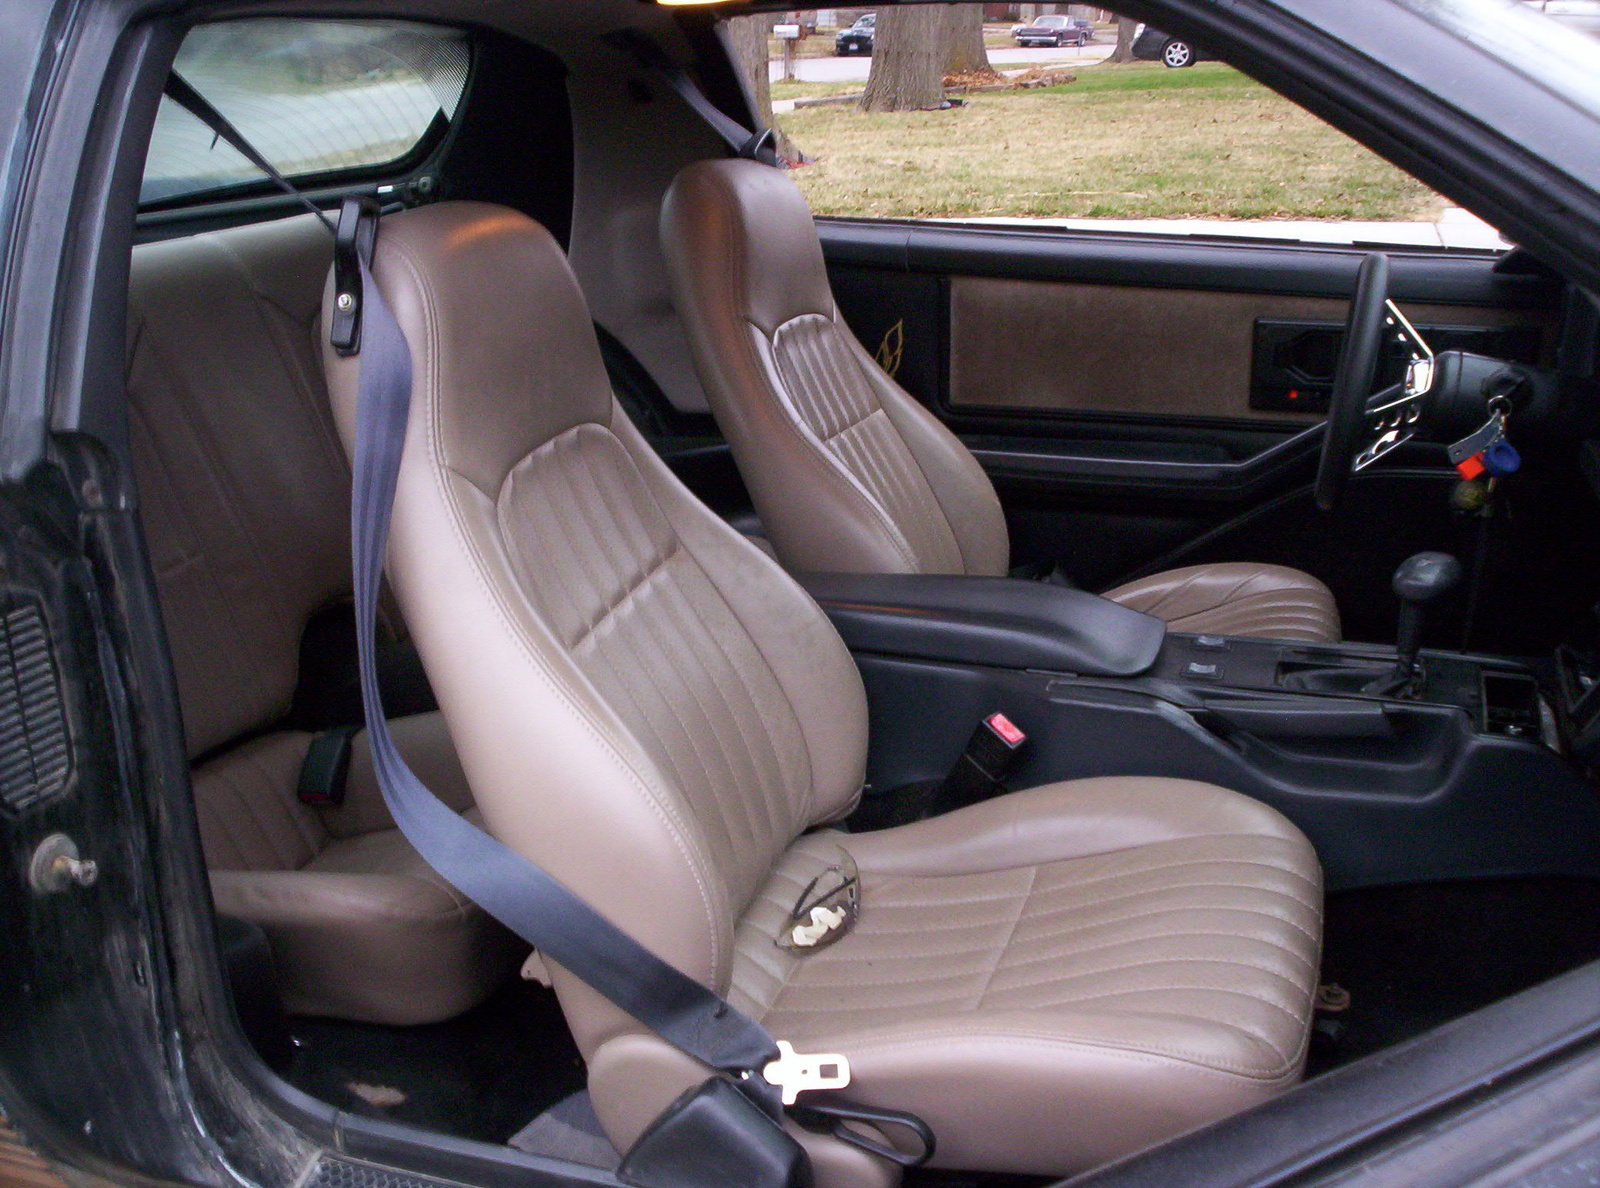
126;213;520;1025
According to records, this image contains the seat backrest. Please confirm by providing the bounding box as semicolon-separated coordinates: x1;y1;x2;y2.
660;158;1010;578
319;201;868;1057
127;213;352;760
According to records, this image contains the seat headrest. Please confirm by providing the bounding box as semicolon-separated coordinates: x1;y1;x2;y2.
329;201;614;495
660;158;835;337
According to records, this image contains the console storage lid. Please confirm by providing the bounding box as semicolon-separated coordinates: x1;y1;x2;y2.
797;572;1166;677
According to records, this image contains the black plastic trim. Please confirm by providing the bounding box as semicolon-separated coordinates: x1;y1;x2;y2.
797;571;1166;677
965;423;1324;500
1060;960;1600;1188
818;221;1560;309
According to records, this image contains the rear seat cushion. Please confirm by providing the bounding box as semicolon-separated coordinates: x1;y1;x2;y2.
195;715;520;1025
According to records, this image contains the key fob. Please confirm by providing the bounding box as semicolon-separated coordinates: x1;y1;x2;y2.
1483;438;1521;477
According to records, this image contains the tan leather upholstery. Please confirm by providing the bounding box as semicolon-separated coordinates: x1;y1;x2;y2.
321;201;1324;1181
731;780;1320;1174
658;160;1009;579
1103;562;1341;643
128;215;517;1023
659;159;1340;643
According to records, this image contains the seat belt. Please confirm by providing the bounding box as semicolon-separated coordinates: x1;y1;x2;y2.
162;73;337;234
605;30;780;166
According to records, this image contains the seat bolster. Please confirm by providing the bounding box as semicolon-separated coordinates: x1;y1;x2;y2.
1102;562;1340;642
844;329;1010;578
844;776;1315;879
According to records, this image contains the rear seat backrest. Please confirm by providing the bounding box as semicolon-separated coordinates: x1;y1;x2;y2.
126;213;353;758
126;213;517;1024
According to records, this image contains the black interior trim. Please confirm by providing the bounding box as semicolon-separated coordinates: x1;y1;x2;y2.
820;220;1561;308
1061;960;1600;1188
965;423;1324;500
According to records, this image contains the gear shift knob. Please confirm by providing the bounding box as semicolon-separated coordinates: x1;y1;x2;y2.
1380;552;1462;696
1393;552;1463;605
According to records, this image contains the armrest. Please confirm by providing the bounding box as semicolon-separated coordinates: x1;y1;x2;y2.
797;572;1165;677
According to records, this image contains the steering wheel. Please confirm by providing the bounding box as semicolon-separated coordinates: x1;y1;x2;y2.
1315;252;1392;512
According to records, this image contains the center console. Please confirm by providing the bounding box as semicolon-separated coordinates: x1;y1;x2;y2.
797;562;1600;892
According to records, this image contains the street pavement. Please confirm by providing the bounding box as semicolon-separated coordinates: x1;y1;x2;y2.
770;42;1113;83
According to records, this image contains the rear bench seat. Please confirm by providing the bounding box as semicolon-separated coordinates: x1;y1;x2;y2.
127;213;521;1025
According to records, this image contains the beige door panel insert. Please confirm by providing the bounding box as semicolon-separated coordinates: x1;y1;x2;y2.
947;275;1554;423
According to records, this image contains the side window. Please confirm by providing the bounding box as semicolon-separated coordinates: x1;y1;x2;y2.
142;19;469;206
770;10;1500;250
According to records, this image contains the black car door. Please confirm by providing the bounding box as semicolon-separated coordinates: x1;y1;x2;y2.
818;219;1567;648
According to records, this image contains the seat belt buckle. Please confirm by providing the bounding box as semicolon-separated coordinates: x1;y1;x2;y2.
762;1040;851;1106
940;711;1029;809
297;726;358;807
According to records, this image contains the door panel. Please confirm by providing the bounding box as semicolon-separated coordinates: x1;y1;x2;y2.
946;276;1554;422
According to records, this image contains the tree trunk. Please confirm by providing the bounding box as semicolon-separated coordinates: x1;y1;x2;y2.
727;14;775;127
1110;15;1138;63
859;6;948;112
726;14;797;159
942;5;995;77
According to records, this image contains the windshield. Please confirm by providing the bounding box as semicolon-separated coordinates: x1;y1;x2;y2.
1395;0;1600;115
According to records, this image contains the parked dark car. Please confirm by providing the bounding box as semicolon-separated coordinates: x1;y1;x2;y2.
835;12;874;54
1012;13;1092;46
1131;22;1217;66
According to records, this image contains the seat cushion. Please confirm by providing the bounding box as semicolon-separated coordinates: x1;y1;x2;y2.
1102;562;1340;642
729;778;1322;1176
212;815;524;1025
198;715;522;1026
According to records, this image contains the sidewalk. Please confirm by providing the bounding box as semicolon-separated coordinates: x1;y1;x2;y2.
926;206;1509;250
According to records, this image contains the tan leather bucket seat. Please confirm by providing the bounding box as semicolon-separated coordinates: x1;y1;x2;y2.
321;202;1323;1184
659;159;1341;645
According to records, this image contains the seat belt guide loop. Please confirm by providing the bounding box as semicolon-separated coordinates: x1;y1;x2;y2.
331;195;381;356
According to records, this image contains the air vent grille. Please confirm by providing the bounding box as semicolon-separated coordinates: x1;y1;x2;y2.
0;602;72;814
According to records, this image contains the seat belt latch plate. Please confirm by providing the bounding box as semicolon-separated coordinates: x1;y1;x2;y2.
763;1040;851;1106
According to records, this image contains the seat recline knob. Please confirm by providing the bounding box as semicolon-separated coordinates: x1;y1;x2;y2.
1393;552;1463;604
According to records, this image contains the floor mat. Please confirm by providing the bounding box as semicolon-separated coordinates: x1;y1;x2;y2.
1309;876;1600;1076
284;977;586;1144
508;1090;619;1170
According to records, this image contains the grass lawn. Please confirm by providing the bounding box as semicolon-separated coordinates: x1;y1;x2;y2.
771;80;864;103
774;61;1442;222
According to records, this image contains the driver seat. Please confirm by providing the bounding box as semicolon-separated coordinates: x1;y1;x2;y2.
660;159;1341;644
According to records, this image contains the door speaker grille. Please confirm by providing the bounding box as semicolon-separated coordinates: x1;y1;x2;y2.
0;602;72;815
